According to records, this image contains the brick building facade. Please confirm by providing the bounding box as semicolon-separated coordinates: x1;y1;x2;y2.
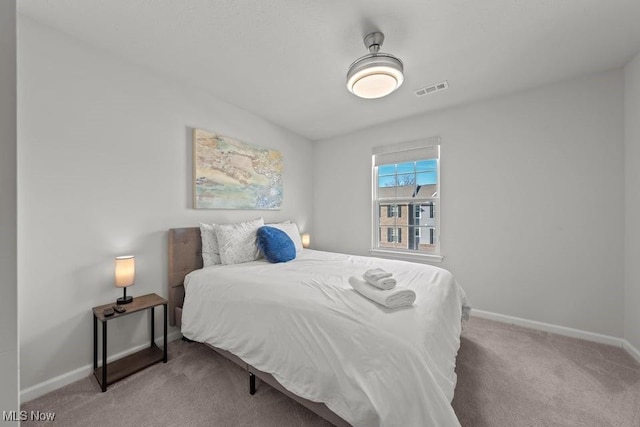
377;184;437;252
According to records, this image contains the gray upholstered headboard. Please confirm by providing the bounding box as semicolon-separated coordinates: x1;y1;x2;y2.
168;227;203;327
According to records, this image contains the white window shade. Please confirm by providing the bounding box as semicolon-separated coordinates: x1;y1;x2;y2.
373;137;440;166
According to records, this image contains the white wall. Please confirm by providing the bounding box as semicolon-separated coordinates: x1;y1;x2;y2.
624;53;640;352
314;70;625;337
0;0;18;415
18;17;314;394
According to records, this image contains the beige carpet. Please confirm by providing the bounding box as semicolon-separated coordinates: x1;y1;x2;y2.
452;317;640;427
22;317;640;426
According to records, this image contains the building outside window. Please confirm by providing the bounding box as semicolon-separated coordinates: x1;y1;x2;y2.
371;139;441;260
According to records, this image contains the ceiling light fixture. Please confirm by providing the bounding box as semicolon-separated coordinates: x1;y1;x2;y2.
346;32;404;99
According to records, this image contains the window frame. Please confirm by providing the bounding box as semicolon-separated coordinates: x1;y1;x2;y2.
370;140;443;263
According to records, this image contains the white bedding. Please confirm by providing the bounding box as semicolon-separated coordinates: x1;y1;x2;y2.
181;250;468;427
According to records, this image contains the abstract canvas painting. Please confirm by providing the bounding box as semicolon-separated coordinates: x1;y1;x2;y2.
193;128;283;209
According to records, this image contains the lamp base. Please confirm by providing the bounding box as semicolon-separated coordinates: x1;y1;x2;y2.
117;295;133;305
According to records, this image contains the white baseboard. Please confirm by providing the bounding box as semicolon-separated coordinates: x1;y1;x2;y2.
471;309;623;347
20;331;182;403
623;339;640;364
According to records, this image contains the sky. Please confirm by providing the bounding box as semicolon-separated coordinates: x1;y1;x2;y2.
378;159;438;188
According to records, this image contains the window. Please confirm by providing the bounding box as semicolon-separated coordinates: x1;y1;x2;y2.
387;205;401;218
386;227;403;243
387;228;395;242
371;140;441;260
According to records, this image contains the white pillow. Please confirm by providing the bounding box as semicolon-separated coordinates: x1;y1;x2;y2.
214;217;264;265
200;223;220;266
267;222;303;252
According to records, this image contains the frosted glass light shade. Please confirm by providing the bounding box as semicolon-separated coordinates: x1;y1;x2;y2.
346;55;404;99
352;72;398;99
115;255;135;288
301;233;311;248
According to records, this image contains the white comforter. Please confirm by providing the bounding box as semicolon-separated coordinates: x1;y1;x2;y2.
181;250;467;427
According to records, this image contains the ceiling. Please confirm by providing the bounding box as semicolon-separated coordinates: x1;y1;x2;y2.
18;0;640;141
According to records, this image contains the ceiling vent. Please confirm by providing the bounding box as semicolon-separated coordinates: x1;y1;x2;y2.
415;81;449;97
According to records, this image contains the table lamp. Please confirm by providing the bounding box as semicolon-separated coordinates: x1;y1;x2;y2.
115;255;135;304
301;233;310;249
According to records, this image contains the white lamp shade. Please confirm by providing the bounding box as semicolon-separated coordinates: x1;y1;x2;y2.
115;255;135;288
301;233;311;248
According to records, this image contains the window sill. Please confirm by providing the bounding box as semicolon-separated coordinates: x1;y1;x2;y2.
369;249;444;263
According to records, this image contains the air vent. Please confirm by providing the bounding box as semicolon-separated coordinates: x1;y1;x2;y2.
415;81;449;97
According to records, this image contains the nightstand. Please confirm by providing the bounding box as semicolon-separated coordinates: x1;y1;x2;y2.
92;293;168;392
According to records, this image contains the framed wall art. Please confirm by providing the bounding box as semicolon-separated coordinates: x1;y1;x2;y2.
192;128;283;210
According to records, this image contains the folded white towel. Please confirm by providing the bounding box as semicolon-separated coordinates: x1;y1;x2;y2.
348;276;416;309
364;276;397;290
364;268;393;281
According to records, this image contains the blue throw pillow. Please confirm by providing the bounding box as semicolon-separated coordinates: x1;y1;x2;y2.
256;226;296;263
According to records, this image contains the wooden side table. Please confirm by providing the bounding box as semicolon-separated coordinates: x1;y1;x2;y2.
92;293;168;392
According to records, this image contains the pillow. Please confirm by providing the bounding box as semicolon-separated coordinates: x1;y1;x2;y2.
213;217;264;265
267;221;303;252
257;226;296;263
200;223;220;266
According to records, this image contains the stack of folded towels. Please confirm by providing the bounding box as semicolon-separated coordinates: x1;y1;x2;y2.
349;268;416;309
363;268;397;290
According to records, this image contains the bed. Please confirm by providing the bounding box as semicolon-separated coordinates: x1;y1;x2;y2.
168;227;468;427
